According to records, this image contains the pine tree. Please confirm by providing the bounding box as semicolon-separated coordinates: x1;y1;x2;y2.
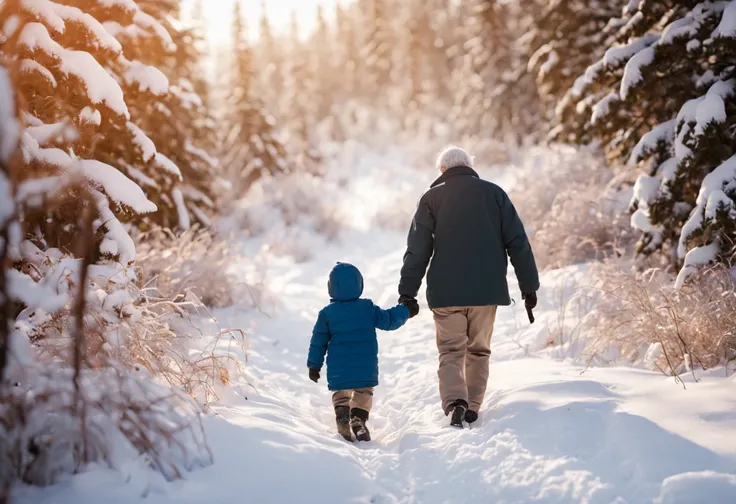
361;0;395;98
255;2;284;115
222;0;291;195
423;0;455;106
187;0;213;109
555;1;736;286
526;0;619;122
310;5;334;121
489;0;546;143
0;0;170;264
451;0;513;138
122;0;221;229
334;3;362;101
280;12;321;173
405;5;432;106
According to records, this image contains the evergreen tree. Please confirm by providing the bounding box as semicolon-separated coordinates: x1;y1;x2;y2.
361;0;395;98
527;0;619;122
310;4;334;121
281;12;321;173
123;0;221;229
405;4;432;106
423;0;455;106
255;2;284;114
0;0;170;263
555;1;736;286
451;0;513;138
334;3;362;100
187;0;213;109
490;0;546;143
222;0;291;195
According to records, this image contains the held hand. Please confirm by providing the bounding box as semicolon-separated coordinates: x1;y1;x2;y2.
398;295;420;318
309;368;320;383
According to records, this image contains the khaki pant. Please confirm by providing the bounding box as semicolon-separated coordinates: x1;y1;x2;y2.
432;306;497;413
332;387;374;412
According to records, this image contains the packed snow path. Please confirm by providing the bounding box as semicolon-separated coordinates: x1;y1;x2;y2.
208;235;736;504
19;148;736;504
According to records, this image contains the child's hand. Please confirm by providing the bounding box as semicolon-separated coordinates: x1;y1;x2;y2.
309;368;320;383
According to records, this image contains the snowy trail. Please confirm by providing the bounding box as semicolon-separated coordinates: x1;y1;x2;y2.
199;222;736;504
17;149;736;504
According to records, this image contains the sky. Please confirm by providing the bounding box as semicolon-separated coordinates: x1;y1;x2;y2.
183;0;349;45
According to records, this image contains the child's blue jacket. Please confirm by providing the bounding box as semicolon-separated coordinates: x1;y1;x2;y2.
307;263;410;391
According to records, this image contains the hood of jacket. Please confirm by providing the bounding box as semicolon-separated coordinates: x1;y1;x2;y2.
328;262;364;302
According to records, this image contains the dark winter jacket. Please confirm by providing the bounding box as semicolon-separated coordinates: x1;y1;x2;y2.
307;263;410;391
399;166;539;309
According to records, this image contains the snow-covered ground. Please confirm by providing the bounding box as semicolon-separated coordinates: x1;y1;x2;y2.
13;145;736;504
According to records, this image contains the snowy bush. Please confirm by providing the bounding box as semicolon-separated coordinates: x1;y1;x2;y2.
134;226;235;309
579;264;736;378
0;11;245;491
0;58;209;491
0;220;233;491
1;364;212;488
224;171;346;263
552;1;736;286
508;145;636;270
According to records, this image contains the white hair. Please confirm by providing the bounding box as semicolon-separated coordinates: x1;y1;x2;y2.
436;146;474;173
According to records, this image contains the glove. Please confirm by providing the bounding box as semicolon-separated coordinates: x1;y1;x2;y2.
398;295;419;318
309;368;320;383
522;291;537;310
522;291;537;324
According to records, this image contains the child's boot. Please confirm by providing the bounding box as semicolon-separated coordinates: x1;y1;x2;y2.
335;406;352;441
350;408;371;442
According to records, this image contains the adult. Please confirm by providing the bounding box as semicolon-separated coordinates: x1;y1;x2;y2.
398;146;539;427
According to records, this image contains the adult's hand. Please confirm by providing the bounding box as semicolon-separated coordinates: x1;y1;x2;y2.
398;295;420;318
522;292;537;324
522;291;537;310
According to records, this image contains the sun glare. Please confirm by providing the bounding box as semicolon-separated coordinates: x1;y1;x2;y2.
190;0;347;44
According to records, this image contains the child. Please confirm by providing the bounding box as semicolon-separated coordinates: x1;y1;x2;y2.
307;262;418;442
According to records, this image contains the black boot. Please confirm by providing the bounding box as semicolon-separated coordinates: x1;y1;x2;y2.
447;400;468;428
350;408;371;442
464;410;479;424
335;406;352;442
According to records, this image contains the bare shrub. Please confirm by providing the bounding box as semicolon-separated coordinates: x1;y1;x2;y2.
108;290;248;404
580;264;736;380
1;364;212;488
1;194;245;497
372;197;418;232
509;145;637;270
222;171;345;263
135;225;235;309
461;136;512;166
531;182;635;270
1;250;221;495
265;235;316;264
273;174;343;242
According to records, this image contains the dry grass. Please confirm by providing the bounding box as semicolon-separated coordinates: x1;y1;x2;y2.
1;364;212;489
109;292;249;405
372;197;418;232
530;182;635;270
509;147;637;271
1;205;249;496
135;225;235;309
577;264;736;381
